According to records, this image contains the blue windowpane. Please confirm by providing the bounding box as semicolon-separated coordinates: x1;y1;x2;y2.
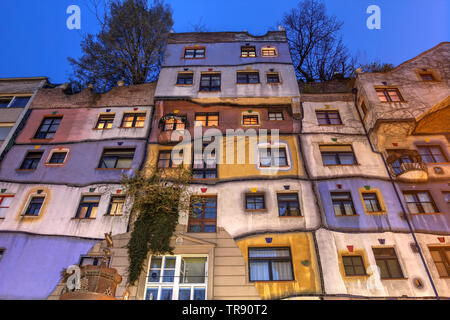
162;270;175;282
203;225;216;233
160;288;173;300
189;225;202;233
193;288;206;300
148;270;160;282
145;288;158;300
178;288;191;300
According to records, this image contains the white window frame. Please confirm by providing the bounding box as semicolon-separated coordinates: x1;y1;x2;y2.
145;254;208;300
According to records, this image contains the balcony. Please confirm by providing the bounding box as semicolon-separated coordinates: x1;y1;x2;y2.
391;162;428;183
60;265;122;300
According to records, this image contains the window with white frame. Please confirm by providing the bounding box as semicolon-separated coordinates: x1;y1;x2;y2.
145;255;208;300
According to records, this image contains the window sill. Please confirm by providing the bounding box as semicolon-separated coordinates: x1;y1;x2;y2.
104;214;123;217
279;215;303;218
343;275;369;279
199;90;221;93
380;277;408;280
92;128;112;131
410;212;444;215
16;169;36;172
267;82;281;85
335;214;360;217
44;163;66;167
175;84;194;87
237;83;261;85
249;280;295;283
72;217;96;220
318;124;344;126
323;164;359;167
21;215;39;218
246;209;267;213
95;168;132;171
364;211;387;216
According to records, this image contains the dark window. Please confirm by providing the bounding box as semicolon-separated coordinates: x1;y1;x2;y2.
106;196;125;216
158;151;182;168
376;88;404;102
429;246;450;278
417;145;448;163
443;192;450;205
96;114;114;129
0;97;12;108
277;194;301;217
261;47;277;57
80;256;110;267
98;148;135;169
192;146;216;179
176;73;194;85
267;73;280;83
246;194;265;210
76;195;100;218
320;145;356;165
331;192;357;216
237;72;260;84
188;196;217;233
20;151;43;170
195;113;219;127
184;48;205;59
200;74;221;92
259;147;288;167
121;113;146;128
48;152;67;164
391;155;413;175
243;115;259;125
0;249;4;261
268;112;283;120
316;110;342;125
342;255;366;276
24;196;44;216
34;117;62;139
420;73;435;82
9;97;30;108
362;193;382;212
373;248;404;279
248;247;293;281
403;191;438;213
241;46;256;58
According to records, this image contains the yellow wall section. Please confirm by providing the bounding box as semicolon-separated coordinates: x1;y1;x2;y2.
236;232;321;299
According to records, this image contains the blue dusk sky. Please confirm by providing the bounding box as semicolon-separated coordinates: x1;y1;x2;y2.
0;0;448;84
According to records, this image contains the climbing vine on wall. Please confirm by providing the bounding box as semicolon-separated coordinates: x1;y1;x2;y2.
121;166;194;285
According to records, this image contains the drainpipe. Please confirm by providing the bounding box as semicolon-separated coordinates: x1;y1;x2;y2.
351;87;440;300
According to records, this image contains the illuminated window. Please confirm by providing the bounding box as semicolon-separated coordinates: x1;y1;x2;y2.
96;114;114;129
241;46;256;58
261;47;277;57
375;88;404;102
121;113;146;128
194;113;219;127
76;195;100;219
184;48;205;59
242;115;259;125
106;196;125;216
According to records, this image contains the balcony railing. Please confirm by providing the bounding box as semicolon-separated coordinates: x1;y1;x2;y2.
391;162;428;182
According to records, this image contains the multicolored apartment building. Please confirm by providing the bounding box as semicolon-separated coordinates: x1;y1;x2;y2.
0;33;448;300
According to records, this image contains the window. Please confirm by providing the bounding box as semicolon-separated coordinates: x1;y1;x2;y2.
121;113;146;128
391;155;413;175
96;114;114;129
241;46;256;58
362;193;382;212
158;151;182;168
200;73;221;92
146;255;207;300
184;48;205;59
375;88;404;102
261;47;277;57
417;145;448;163
246;194;265;210
76;195;100;218
443;192;450;205
267;73;280;84
188;196;217;233
24;196;44;216
192;145;216;179
0;125;13;143
342;255;366;276
162;116;186;131
242;115;259;125
194;113;219;127
20;151;43;170
429;247;450;278
268;112;283;121
373;248;404;279
320;145;357;165
9;96;31;108
80;256;110;267
420;73;435;82
237;72;260;84
248;247;293;281
259;147;288;167
0;195;14;218
0;97;12;108
277;194;301;217
48;152;67;164
316;110;342;125
403;191;438;213
0;249;4;262
34;117;62;139
331;192;357;216
106;196;125;216
98;148;135;169
176;73;194;85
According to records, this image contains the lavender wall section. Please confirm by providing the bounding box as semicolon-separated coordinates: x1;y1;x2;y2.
163;42;292;67
318;179;409;232
0;140;146;185
0;232;96;299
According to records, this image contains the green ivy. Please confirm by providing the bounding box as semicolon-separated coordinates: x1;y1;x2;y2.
122;166;193;285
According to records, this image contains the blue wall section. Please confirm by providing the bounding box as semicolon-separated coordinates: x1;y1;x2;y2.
0;232;97;299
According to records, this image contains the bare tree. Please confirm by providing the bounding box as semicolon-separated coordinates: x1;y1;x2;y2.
281;0;356;82
69;0;173;93
359;61;395;73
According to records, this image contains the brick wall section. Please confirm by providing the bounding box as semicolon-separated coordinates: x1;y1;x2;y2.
0;79;46;94
30;82;156;109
